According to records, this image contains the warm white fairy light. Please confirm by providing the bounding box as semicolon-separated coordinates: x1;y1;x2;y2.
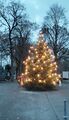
36;55;38;58
28;56;31;60
27;79;30;82
50;63;53;66
35;48;37;51
29;50;31;53
37;74;40;78
30;46;34;50
26;65;28;69
31;60;34;63
52;81;56;85
37;60;40;63
21;73;24;76
58;74;61;78
33;68;36;71
43;80;46;83
23;61;24;64
38;80;42;83
19;32;61;90
25;72;28;75
50;69;52;72
54;73;57;76
43;61;46;64
25;69;28;72
42;55;45;59
41;67;43;70
20;80;24;86
35;51;38;54
54;62;57;65
49;75;51;78
36;65;39;68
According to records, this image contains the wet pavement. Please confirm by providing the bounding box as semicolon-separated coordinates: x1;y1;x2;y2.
0;82;69;120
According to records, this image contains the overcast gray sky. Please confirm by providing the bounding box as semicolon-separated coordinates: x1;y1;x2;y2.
19;0;69;42
20;0;69;24
4;0;69;41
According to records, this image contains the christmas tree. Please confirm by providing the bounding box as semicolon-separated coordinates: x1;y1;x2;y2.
20;32;61;90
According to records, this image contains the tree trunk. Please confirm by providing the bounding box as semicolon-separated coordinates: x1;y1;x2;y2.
10;52;14;81
9;32;14;81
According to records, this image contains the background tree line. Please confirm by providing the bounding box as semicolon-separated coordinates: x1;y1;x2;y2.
0;1;69;80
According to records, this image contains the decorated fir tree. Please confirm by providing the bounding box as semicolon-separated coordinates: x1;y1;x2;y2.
20;32;61;90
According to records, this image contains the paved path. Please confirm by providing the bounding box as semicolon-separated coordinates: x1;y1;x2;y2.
0;82;69;120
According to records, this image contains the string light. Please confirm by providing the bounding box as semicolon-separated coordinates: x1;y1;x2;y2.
37;60;40;63
43;61;46;64
30;46;34;50
36;55;38;58
36;65;39;68
38;80;42;83
35;48;37;51
21;73;24;76
28;56;31;60
28;79;32;82
29;50;31;53
50;63;53;66
31;60;34;63
41;67;43;70
20;80;24;86
35;51;38;54
56;79;59;82
49;75;51;78
37;74;40;77
50;69;52;72
43;80;46;83
25;69;28;72
33;68;36;71
58;74;61;78
25;72;28;75
23;61;25;64
42;55;45;59
54;62;57;65
26;66;28;69
52;81;56;86
18;32;61;90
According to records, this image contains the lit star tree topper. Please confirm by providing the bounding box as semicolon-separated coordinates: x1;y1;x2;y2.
20;32;61;90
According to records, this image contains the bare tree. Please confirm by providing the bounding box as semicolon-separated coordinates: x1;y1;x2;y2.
0;1;38;79
42;4;69;61
0;1;33;80
13;20;34;75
